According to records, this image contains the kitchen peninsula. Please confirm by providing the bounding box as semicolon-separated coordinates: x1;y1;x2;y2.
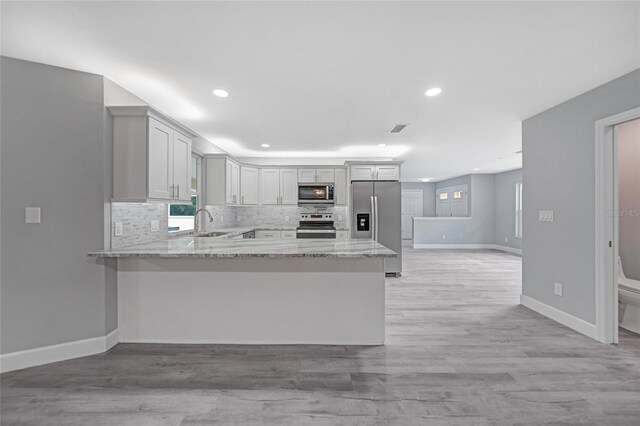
89;234;396;345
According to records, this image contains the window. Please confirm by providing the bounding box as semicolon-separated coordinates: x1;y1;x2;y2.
168;154;202;231
515;183;523;238
453;191;463;199
439;193;449;200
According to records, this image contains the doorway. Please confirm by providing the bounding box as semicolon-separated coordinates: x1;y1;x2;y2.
595;107;640;344
401;190;423;239
616;118;640;345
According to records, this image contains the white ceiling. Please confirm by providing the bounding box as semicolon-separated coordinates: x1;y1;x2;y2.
2;1;639;181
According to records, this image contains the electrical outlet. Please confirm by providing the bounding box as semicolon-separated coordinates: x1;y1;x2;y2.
554;282;563;296
237;216;241;222
114;222;123;237
25;207;41;224
220;216;224;223
285;215;290;222
150;220;160;232
504;237;509;243
539;210;554;222
338;214;343;221
442;234;446;240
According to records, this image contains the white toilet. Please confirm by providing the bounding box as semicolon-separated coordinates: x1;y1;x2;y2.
618;257;640;334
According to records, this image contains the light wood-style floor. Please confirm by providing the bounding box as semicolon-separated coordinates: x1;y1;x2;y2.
2;248;639;425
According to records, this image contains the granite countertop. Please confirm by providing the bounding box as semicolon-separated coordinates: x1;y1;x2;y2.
88;237;396;259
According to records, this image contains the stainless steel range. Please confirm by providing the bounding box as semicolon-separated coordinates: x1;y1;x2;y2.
296;213;336;239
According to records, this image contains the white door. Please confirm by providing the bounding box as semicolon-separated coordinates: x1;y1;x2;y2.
334;168;347;205
172;131;192;201
375;165;400;181
450;185;469;217
147;118;173;200
240;166;259;205
298;169;316;183
280;168;298;204
350;165;375;180
316;168;335;183
402;190;423;239
260;168;280;204
436;189;451;217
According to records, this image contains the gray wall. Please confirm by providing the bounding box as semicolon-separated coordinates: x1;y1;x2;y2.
401;182;436;216
494;169;523;250
617;118;640;280
1;57;117;353
413;174;495;245
522;68;640;324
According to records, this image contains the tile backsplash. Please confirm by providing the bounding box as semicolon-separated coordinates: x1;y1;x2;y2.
232;205;348;229
110;202;349;248
111;202;168;248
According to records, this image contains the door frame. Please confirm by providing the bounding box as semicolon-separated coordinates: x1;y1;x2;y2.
401;189;424;239
595;107;640;344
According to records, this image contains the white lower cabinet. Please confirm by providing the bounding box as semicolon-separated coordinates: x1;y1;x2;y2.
280;230;296;239
256;230;281;239
256;230;297;240
336;230;349;240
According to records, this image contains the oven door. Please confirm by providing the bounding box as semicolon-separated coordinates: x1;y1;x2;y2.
297;185;334;204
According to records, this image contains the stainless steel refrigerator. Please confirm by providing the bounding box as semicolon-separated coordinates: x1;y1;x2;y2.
351;181;402;276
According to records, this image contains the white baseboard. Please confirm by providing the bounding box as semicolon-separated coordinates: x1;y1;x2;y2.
492;245;523;255
412;243;522;255
1;329;120;373
520;295;597;339
413;243;494;249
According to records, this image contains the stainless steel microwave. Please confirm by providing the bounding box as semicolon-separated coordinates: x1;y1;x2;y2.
297;184;335;205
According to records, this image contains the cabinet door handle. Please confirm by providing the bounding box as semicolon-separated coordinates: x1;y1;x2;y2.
242;195;244;204
176;185;180;199
170;185;175;199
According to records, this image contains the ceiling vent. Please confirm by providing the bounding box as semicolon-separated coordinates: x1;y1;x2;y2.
389;124;408;134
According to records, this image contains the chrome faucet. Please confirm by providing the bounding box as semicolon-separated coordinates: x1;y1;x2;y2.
194;208;214;233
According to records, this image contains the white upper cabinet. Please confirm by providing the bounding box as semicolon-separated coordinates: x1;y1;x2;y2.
279;169;298;205
349;165;376;181
348;164;400;181
260;168;298;205
240;166;259;205
297;169;316;183
298;168;335;183
374;164;400;181
260;168;280;204
207;157;240;205
147;118;173;200
110;107;193;202
172;131;192;201
334;168;347;205
316;168;335;183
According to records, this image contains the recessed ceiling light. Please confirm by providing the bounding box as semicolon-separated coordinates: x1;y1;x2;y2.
378;143;387;147
212;89;229;98
425;87;442;97
420;178;432;182
261;144;270;148
473;168;480;171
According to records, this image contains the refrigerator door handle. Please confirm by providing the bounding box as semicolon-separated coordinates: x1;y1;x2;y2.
374;195;379;242
370;195;376;240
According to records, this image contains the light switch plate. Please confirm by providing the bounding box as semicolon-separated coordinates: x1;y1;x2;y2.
441;234;446;240
25;207;41;224
539;210;554;222
114;222;123;237
338;214;343;221
150;220;160;232
554;282;563;296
